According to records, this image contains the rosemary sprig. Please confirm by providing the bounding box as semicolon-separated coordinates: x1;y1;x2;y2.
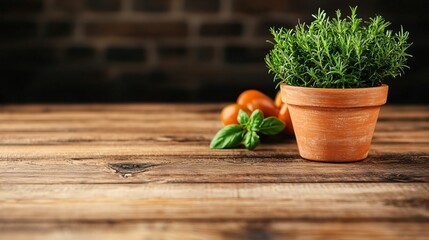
265;6;412;88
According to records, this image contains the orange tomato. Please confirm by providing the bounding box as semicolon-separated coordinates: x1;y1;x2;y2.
278;103;294;136
274;90;283;108
220;103;251;126
237;90;279;117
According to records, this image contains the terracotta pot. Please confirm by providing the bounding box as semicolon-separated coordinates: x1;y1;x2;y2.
281;84;389;162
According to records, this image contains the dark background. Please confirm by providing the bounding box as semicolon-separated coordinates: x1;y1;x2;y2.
0;0;428;103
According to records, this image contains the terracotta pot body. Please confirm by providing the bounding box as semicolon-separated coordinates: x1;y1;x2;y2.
281;84;389;162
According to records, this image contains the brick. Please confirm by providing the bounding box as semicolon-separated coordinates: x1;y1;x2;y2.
296;0;376;17
153;88;194;101
116;71;168;84
0;21;37;40
198;67;276;101
199;83;274;102
257;19;295;37
85;22;188;38
85;0;121;12
0;0;43;13
375;0;429;17
44;21;73;38
200;22;243;37
233;0;290;14
28;68;115;102
196;47;214;61
133;0;171;12
404;43;429;72
65;46;96;61
0;47;57;66
106;47;146;62
1;69;36;102
224;46;270;64
54;0;82;12
184;0;220;12
158;46;187;60
113;70;197;101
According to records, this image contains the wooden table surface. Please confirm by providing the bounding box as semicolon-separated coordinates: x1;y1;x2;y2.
0;104;428;240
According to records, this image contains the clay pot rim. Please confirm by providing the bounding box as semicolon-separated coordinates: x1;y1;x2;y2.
281;83;388;91
281;84;389;108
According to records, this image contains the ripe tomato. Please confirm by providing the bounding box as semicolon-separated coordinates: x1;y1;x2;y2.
237;90;279;117
278;103;294;136
274;90;283;108
220;103;251;126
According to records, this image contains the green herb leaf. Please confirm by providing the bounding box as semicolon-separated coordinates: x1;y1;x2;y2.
249;109;264;131
210;125;244;149
210;109;285;151
243;131;260;150
259;117;285;135
237;109;250;126
265;6;412;88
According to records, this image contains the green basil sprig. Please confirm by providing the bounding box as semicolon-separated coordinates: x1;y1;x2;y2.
210;109;285;150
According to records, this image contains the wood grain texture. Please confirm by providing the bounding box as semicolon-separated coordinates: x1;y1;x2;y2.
0;151;428;184
0;104;428;239
1;183;428;221
1;222;428;240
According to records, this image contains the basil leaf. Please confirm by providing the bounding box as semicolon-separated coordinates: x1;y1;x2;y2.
243;131;260;150
237;109;250;126
249;109;264;131
259;117;285;135
210;125;244;149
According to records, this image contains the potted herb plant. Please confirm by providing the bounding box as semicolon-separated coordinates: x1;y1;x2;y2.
265;7;411;162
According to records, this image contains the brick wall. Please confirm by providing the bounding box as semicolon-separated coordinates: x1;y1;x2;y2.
0;0;428;103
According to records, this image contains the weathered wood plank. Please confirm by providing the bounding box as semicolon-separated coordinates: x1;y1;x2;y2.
0;127;428;146
0;105;427;144
0;183;428;221
0;147;427;184
1;221;428;240
0;105;428;130
0;104;427;184
0;104;221;113
0;104;428;239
